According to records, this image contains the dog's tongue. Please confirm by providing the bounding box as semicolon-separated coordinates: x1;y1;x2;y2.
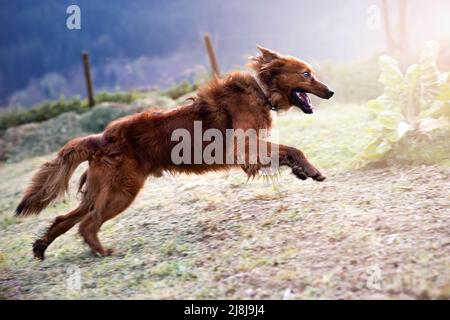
297;92;314;110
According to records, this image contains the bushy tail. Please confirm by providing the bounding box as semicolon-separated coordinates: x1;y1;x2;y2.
15;135;101;216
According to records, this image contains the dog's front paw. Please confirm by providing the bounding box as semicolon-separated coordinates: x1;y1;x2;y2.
294;165;326;182
311;173;326;181
292;167;308;180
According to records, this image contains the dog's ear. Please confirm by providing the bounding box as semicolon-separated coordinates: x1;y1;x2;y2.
248;45;282;71
257;46;281;62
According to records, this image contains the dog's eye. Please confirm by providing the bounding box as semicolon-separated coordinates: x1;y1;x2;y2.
303;72;311;78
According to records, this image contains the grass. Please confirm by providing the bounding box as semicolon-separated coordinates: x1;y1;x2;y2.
276;103;373;170
0;102;449;299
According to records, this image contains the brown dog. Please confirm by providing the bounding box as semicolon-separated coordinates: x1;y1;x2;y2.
15;47;334;260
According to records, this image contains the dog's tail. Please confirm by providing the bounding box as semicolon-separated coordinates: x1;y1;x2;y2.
15;135;102;216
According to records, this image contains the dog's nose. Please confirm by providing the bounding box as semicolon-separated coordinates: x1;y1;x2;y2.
327;90;335;99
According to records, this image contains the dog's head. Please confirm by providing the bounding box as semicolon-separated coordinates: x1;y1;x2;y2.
249;46;334;113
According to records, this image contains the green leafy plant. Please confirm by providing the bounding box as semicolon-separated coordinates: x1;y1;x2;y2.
0;91;142;132
355;41;450;167
163;80;195;100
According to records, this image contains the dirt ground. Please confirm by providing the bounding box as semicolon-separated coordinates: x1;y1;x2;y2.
1;157;449;299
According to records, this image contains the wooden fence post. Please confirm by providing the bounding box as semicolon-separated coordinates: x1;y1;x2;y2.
381;0;394;53
82;52;95;108
398;0;408;55
203;33;221;78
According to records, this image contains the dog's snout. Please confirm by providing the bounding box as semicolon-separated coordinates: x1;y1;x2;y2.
326;90;335;99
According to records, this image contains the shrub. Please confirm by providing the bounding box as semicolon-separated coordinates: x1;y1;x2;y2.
94;91;138;105
78;103;144;133
3;112;86;162
0;91;142;132
354;41;450;167
0;97;87;131
163;80;195;100
2;102;147;162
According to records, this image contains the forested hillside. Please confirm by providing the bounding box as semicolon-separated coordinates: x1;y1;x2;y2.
1;0;385;107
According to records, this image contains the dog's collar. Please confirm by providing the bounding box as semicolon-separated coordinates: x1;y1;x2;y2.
254;76;278;112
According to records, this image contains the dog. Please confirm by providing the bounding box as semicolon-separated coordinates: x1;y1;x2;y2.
15;46;334;260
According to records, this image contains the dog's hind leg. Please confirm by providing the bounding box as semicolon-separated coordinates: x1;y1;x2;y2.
33;203;90;260
78;183;143;257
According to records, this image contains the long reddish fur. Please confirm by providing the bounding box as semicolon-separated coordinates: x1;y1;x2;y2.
16;47;330;259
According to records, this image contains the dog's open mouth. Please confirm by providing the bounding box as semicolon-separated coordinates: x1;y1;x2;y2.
291;89;314;114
